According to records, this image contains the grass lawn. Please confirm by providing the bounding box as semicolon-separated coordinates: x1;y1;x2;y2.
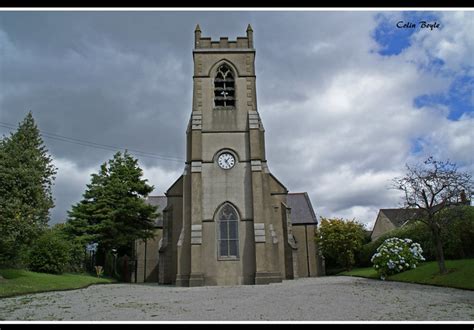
340;259;474;290
0;268;115;298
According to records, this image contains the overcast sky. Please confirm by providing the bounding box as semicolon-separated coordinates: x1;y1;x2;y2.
0;10;472;229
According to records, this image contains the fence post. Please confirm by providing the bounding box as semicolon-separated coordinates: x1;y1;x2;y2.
135;258;138;283
123;254;130;282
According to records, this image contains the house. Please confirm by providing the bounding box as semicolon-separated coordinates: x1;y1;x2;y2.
370;208;424;241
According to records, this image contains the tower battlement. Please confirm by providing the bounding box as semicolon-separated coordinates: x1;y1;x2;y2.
194;24;254;50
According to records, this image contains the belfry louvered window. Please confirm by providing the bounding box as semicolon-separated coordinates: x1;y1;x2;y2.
214;64;235;109
217;203;239;259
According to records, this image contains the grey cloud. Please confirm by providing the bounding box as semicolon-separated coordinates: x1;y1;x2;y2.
1;10;471;226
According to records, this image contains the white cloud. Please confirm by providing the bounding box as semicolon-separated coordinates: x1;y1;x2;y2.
51;158;100;223
414;110;474;170
262;11;474;229
141;164;183;196
53;158;97;188
403;11;474;75
318;206;381;230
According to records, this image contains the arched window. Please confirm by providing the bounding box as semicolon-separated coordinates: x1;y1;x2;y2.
216;203;239;258
214;64;235;109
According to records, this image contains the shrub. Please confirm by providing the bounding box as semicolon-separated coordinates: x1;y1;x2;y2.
371;237;425;280
357;240;382;267
63;238;87;273
27;229;72;274
51;223;87;273
439;206;474;259
316;217;366;271
357;222;431;267
357;205;474;268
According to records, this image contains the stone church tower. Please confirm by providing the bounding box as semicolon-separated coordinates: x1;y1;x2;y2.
149;25;322;286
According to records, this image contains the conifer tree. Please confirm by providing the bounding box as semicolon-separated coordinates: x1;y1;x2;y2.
66;151;158;256
0;112;57;263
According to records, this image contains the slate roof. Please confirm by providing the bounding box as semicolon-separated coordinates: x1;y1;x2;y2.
379;208;425;227
287;192;318;225
145;196;167;228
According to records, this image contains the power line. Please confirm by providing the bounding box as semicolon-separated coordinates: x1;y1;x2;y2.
0;122;183;162
0;122;184;163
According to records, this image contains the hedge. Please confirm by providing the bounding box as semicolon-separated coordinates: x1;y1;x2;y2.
356;206;474;267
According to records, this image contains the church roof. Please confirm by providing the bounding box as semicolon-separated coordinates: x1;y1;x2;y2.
145;196;167;228
378;208;425;227
287;192;318;225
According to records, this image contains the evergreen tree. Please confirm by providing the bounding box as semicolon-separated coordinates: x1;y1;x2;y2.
66;151;158;256
0;112;57;264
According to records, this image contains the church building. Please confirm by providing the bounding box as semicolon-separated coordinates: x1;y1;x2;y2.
134;25;324;286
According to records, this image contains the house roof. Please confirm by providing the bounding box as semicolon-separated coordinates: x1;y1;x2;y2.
287;192;318;225
379;208;425;227
145;196;167;228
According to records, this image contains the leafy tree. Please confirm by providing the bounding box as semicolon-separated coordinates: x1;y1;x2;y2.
27;226;73;274
357;205;474;268
315;217;366;271
393;156;473;274
0;112;57;264
66;151;158;257
52;223;88;272
441;206;474;259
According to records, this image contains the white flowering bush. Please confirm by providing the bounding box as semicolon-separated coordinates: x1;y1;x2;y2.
371;237;425;280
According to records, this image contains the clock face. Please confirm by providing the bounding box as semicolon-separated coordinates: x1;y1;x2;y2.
217;152;235;170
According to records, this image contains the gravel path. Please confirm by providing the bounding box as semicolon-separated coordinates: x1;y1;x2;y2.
1;276;473;321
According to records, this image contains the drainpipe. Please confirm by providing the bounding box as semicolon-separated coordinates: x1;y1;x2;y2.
305;225;310;277
144;239;147;283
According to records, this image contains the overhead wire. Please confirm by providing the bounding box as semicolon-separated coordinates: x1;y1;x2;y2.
0;121;184;163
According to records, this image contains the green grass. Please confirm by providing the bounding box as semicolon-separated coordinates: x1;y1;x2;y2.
0;268;115;298
340;267;379;279
340;259;474;290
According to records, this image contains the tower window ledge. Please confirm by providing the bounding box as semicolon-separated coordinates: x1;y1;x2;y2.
214;106;236;110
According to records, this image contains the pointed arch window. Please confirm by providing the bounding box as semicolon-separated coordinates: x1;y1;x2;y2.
214;64;235;109
217;203;239;259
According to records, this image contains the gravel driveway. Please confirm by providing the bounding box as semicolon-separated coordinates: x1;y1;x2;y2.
1;276;473;321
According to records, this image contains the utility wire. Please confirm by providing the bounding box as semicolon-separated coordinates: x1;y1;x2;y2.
0;121;184;163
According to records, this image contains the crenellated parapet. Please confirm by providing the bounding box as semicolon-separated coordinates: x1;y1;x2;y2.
194;24;254;50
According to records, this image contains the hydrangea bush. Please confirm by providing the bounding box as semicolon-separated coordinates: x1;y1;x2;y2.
371;237;425;280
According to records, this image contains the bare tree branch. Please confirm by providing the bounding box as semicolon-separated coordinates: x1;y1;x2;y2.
391;156;473;274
